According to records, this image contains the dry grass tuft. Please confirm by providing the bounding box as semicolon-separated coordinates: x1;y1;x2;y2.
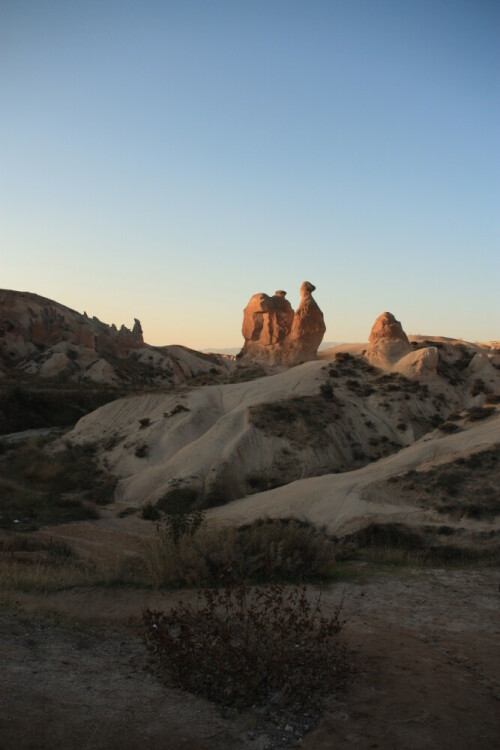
143;516;336;588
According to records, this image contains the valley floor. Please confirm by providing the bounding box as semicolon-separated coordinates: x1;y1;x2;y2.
1;566;498;750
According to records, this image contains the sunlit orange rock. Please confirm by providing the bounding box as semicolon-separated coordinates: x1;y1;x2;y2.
240;282;325;365
365;311;412;365
285;282;326;363
365;311;438;377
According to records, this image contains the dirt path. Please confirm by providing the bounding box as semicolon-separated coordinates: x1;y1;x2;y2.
0;567;499;750
303;568;500;749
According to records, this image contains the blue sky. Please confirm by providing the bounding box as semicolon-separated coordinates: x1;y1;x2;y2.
1;0;498;347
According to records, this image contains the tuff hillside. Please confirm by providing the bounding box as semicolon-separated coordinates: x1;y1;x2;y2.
1;293;499;558
64;331;499;551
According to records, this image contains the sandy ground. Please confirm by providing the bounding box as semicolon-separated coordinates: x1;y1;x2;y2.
1;566;499;750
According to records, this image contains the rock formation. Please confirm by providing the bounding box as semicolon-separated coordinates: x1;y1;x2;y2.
0;290;144;359
366;312;412;365
239;281;326;365
286;281;327;362
365;311;438;377
0;289;228;385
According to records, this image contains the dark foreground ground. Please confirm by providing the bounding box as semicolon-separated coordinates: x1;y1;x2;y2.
0;566;499;750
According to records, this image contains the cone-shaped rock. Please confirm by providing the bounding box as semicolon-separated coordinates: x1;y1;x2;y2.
365;311;412;366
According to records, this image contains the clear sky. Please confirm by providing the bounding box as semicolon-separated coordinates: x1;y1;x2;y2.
1;0;498;348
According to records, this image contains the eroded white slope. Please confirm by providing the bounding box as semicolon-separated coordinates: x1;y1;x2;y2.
208;414;500;534
65;345;492;509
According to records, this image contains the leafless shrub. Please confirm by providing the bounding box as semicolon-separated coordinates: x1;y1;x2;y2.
143;580;346;711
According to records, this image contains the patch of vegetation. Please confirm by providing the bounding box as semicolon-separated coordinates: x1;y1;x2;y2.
470;379;490;397
372;372;429;398
106;352;173;387
117;506;137;518
438;422;462;434
246;474;284;494
484;393;500;405
248;393;343;447
135;443;149;458
143;517;336;588
0;385;119;434
340;522;500;565
345;378;375;397
163;404;190;418
155;485;200;515
102;433;122;451
141;503;161;521
225;364;268;383
466;406;495;422
0;438;116;531
0;535;77;562
0;534;148;592
139;417;151;429
143;580;347;714
146;478;241;519
436;344;474;385
385;447;500;520
186;370;223;386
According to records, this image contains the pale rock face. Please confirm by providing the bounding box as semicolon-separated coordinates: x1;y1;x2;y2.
468;351;495;375
240;282;325;365
40;352;71;377
393;347;439;378
84;358;118;385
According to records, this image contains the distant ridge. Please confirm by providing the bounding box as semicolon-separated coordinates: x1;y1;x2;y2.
0;289;229;387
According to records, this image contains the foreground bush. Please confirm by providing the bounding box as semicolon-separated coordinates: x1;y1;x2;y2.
143;581;346;711
143;516;336;587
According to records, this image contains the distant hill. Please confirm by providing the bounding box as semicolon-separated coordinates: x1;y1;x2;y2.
0;289;230;389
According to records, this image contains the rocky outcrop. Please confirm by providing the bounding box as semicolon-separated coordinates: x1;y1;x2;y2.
365;312;412;366
0;289;228;385
240;290;295;363
239;281;326;365
393;347;439;379
0;290;144;359
286;281;327;363
365;311;438;377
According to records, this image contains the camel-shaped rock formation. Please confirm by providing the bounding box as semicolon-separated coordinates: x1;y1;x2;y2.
239;281;326;365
